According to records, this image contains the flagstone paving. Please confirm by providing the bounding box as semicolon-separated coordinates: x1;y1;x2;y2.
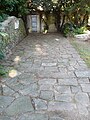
0;33;90;120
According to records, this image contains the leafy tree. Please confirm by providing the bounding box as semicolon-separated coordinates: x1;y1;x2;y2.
0;0;90;33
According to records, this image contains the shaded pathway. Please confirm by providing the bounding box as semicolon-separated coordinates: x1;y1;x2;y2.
0;33;90;120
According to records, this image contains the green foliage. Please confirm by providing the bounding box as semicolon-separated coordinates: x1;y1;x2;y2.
0;65;6;76
62;23;87;36
62;23;75;37
73;27;87;35
0;13;9;22
0;0;29;17
0;0;90;33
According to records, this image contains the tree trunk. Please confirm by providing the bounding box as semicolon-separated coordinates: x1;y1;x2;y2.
22;15;28;35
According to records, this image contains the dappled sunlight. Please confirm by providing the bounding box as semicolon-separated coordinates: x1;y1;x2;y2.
35;46;43;54
35;44;48;56
9;69;18;78
35;44;41;47
55;38;60;41
43;30;48;34
14;56;21;64
36;47;42;52
52;0;58;3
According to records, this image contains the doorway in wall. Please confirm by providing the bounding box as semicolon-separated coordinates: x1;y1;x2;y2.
31;15;37;32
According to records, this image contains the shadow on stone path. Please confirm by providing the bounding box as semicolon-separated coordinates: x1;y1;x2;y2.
0;33;90;120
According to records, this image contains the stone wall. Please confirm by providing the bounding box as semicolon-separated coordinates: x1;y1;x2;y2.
0;16;26;59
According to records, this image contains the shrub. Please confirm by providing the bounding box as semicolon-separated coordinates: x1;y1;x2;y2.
62;23;87;37
62;23;76;37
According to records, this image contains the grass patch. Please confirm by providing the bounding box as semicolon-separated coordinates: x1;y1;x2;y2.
70;39;90;67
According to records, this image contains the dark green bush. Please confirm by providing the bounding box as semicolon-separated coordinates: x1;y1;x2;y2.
62;23;87;37
62;23;76;37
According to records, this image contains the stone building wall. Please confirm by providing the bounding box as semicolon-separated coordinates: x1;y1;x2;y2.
0;16;26;59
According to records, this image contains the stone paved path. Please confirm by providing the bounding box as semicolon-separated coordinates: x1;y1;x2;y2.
0;33;90;120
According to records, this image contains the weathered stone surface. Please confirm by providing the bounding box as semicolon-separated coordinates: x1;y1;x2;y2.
33;98;47;110
40;90;54;100
0;116;14;120
77;103;88;115
58;78;78;86
1;85;15;95
54;85;71;94
0;96;14;109
75;71;90;77
50;117;65;120
5;96;34;116
81;84;90;92
44;67;59;72
10;83;25;91
42;63;57;67
38;79;56;85
55;93;72;102
48;101;76;111
19;77;38;85
1;33;90;119
75;93;89;106
78;78;89;84
71;86;82;93
39;84;53;90
18;113;48;120
38;72;75;79
19;83;39;97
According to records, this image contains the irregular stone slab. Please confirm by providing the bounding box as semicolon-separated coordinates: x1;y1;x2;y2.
77;103;88;115
5;96;34;116
42;63;57;67
18;113;48;120
50;117;65;120
58;78;78;86
78;78;89;84
5;77;19;86
39;84;53;90
18;73;37;80
19;77;38;85
81;84;90;92
54;85;71;94
75;71;90;77
40;90;54;100
33;98;47;110
55;93;72;102
10;83;25;91
19;83;39;97
48;101;76;111
71;86;82;93
0;116;14;120
0;96;14;109
2;85;15;95
44;66;59;72
75;93;89;106
38;79;56;85
38;72;75;79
